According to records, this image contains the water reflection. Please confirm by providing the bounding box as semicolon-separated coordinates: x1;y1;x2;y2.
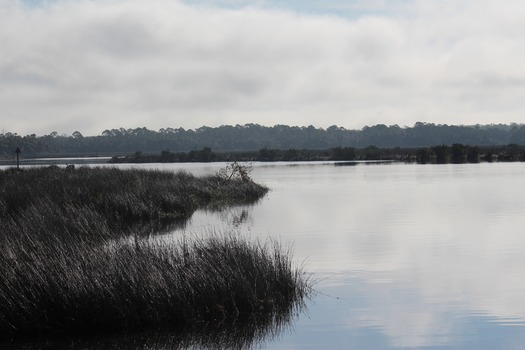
176;162;525;349
130;196;266;238
211;206;254;229
5;312;300;350
129;217;192;237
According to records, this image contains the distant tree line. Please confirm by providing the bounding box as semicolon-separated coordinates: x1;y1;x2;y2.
2;122;525;158
109;144;525;164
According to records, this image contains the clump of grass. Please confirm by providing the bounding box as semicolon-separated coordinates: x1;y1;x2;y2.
0;166;309;344
0;166;268;234
0;232;308;342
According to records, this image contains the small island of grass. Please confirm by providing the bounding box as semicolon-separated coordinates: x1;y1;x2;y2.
0;165;309;345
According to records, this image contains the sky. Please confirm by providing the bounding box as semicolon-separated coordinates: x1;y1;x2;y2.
1;0;525;136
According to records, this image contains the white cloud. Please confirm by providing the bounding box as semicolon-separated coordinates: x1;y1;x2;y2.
1;0;525;135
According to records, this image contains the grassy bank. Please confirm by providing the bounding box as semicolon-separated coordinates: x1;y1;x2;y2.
0;166;308;343
0;166;268;233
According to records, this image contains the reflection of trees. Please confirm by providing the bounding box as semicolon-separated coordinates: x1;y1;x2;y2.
232;208;250;227
213;206;255;229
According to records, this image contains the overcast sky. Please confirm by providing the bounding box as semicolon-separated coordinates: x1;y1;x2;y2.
1;0;525;136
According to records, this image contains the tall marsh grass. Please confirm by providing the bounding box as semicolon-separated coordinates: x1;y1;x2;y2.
0;166;268;233
0;233;308;341
0;166;309;344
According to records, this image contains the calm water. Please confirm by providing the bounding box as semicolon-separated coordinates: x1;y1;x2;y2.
4;161;525;349
172;161;525;349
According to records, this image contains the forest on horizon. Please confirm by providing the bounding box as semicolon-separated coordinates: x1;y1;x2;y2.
1;122;525;157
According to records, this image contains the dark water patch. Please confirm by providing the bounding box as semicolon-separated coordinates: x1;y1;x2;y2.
334;160;396;166
4;306;303;350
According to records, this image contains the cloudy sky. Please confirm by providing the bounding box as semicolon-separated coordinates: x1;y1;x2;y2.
1;0;525;136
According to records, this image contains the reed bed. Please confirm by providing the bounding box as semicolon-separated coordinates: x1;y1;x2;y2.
0;166;268;232
0;232;308;341
0;166;309;344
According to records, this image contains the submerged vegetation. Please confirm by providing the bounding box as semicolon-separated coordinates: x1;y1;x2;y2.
0;166;309;344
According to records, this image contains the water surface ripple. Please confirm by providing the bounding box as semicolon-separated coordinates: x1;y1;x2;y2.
182;162;525;349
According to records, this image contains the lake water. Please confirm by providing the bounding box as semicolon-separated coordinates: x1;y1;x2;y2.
167;161;525;349
4;161;525;349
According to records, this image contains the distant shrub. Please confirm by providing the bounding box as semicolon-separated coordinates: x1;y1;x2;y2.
216;161;254;183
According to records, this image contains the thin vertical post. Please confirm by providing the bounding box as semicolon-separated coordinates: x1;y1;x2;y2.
15;147;21;169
